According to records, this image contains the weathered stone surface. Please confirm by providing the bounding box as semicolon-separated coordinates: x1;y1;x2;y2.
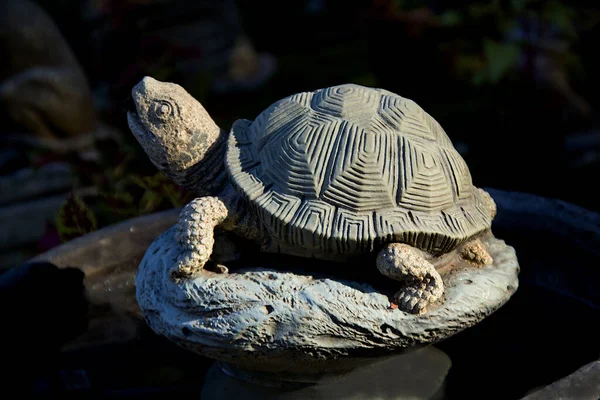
521;360;600;400
136;230;518;376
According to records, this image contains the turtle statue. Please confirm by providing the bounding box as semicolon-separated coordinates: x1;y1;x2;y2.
128;77;496;314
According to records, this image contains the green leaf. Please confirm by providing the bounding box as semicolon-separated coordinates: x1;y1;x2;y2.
543;1;577;39
454;54;486;75
128;172;190;208
438;10;463;27
129;172;170;191
468;1;501;19
483;39;520;83
139;190;163;214
55;193;97;242
471;69;488;86
511;0;533;12
99;191;136;215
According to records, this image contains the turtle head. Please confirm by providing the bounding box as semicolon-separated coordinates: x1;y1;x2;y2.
127;76;224;188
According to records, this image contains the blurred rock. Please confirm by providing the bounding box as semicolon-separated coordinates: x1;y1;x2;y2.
0;0;98;141
0;162;73;206
85;0;276;105
0;195;67;251
212;36;278;94
0;187;96;266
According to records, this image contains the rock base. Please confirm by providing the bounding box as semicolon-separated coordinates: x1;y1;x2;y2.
136;229;519;377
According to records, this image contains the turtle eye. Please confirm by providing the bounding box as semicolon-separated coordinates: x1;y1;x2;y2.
153;100;174;119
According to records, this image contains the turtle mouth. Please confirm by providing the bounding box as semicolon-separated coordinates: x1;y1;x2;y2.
127;110;152;142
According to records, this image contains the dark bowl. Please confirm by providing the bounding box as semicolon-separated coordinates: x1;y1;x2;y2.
31;189;600;399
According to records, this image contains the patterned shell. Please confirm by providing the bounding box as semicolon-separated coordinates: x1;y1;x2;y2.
225;84;492;256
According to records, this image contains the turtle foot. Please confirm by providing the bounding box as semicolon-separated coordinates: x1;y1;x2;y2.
460;238;493;267
394;285;439;315
170;252;207;282
377;243;444;315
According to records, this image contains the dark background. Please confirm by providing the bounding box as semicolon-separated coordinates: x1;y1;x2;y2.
0;0;599;398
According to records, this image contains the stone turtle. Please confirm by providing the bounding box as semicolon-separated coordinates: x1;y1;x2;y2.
128;77;496;314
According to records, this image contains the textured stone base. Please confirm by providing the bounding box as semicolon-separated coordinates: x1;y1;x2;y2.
136;229;518;376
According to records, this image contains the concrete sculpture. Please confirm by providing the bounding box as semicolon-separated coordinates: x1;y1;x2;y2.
128;77;519;386
129;77;499;314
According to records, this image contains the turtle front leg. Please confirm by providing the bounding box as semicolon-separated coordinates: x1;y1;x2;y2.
376;243;444;315
173;196;230;281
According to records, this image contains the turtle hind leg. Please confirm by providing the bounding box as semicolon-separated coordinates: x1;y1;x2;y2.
376;243;444;315
173;196;230;281
459;238;493;267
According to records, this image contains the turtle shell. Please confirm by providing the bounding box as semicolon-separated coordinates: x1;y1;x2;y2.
225;84;492;257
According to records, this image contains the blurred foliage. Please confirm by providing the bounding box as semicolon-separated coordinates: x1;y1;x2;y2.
389;0;595;86
56;193;97;242
51;133;195;243
472;39;520;85
28;0;599;246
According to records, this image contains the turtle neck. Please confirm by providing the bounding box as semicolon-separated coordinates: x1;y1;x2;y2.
182;128;229;196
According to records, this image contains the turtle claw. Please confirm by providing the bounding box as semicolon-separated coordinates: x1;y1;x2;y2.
215;264;229;274
170;252;206;282
205;262;229;274
395;286;437;315
170;257;227;282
